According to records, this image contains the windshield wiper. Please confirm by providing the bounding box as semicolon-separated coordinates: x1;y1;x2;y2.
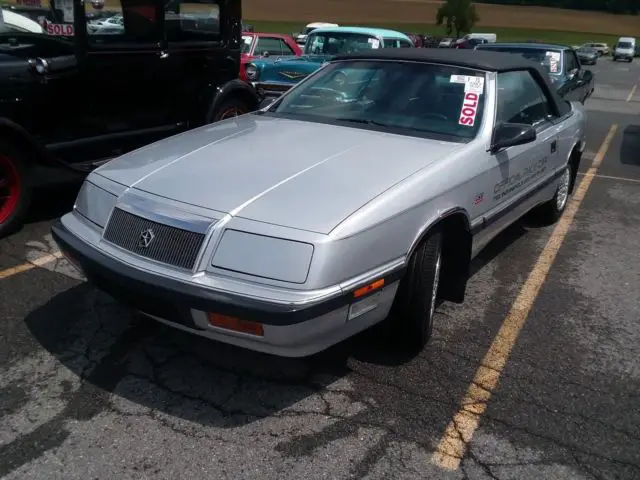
336;117;391;128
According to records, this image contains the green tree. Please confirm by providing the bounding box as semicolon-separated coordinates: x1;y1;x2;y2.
435;0;480;38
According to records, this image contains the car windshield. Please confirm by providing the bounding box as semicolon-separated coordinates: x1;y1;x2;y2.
304;32;383;55
617;41;633;49
578;47;595;53
241;34;253;54
261;60;488;142
481;46;563;75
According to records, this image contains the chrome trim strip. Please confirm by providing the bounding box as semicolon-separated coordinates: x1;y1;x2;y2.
114;191;217;234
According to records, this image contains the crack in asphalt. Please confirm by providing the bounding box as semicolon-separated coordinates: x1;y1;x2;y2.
5;301;639;479
0;308;160;477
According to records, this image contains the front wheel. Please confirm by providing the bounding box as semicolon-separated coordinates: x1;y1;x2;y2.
209;98;250;123
0;143;32;239
389;228;443;352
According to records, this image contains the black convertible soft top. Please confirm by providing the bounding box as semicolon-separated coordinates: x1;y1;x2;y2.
333;48;572;117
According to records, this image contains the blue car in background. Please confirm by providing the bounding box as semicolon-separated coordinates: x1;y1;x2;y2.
246;26;414;102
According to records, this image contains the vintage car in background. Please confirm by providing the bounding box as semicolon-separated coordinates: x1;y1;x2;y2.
578;42;609;56
246;26;414;101
293;21;338;46
239;32;302;82
52;49;586;358
476;42;595;104
0;0;259;238
575;46;598;65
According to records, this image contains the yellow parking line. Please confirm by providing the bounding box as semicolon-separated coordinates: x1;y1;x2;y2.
578;172;640;184
627;84;637;102
431;124;619;471
0;252;63;280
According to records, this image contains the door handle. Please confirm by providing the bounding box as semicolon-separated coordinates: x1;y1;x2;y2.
551;140;557;153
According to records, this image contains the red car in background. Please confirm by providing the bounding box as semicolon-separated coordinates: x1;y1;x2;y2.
239;32;302;82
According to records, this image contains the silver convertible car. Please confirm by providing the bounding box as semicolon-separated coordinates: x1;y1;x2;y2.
51;49;586;358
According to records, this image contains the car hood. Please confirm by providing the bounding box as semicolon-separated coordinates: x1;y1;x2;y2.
94;114;465;234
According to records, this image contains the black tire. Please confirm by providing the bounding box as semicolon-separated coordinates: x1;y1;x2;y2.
531;164;573;225
209;97;250;123
389;228;443;352
0;141;32;239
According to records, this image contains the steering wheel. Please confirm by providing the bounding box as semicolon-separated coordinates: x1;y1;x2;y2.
331;70;349;87
307;86;349;103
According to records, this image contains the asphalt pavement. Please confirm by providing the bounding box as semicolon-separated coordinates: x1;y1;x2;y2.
1;56;639;480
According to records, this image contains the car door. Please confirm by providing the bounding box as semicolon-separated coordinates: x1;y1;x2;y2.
477;70;560;250
72;0;185;164
162;0;238;122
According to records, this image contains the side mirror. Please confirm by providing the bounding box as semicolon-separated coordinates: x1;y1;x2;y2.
259;97;275;109
262;51;270;57
490;123;536;153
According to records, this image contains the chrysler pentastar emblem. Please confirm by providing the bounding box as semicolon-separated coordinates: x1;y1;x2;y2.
138;228;155;248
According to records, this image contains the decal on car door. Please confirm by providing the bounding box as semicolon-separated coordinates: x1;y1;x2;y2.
492;156;548;201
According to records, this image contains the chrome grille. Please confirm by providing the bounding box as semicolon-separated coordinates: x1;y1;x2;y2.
103;208;206;270
278;71;309;80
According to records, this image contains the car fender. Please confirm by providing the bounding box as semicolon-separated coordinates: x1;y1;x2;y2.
0;117;58;168
407;206;472;303
205;79;261;123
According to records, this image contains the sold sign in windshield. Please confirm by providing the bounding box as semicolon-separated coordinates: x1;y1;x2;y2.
459;92;479;127
47;23;74;36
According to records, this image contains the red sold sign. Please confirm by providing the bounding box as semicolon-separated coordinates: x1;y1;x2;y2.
459;92;478;126
46;23;74;36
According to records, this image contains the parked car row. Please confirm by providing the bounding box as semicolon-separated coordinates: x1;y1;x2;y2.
0;4;595;242
51;47;587;358
2;4;591;359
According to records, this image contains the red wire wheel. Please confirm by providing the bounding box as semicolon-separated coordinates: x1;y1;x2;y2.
0;154;21;225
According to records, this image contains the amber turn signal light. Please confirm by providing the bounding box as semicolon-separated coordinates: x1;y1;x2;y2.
208;313;264;337
353;278;384;298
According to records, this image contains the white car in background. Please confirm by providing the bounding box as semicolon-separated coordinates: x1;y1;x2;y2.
0;8;44;33
579;42;610;56
87;14;124;35
293;22;338;46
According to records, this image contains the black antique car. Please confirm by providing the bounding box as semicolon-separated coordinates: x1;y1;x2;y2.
0;0;259;237
476;42;594;105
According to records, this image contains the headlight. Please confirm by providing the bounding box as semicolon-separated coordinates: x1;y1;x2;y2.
245;63;258;81
74;180;117;228
211;229;314;284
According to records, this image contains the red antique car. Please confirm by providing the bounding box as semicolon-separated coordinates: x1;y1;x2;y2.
239;32;302;82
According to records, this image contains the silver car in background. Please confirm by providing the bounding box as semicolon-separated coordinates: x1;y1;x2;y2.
52;49;586;358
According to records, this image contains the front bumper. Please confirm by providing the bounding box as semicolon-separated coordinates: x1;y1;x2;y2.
51;219;402;357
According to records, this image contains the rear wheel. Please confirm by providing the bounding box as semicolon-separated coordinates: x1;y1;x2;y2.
209;97;250;123
0;143;32;239
389;228;443;352
531;165;573;225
